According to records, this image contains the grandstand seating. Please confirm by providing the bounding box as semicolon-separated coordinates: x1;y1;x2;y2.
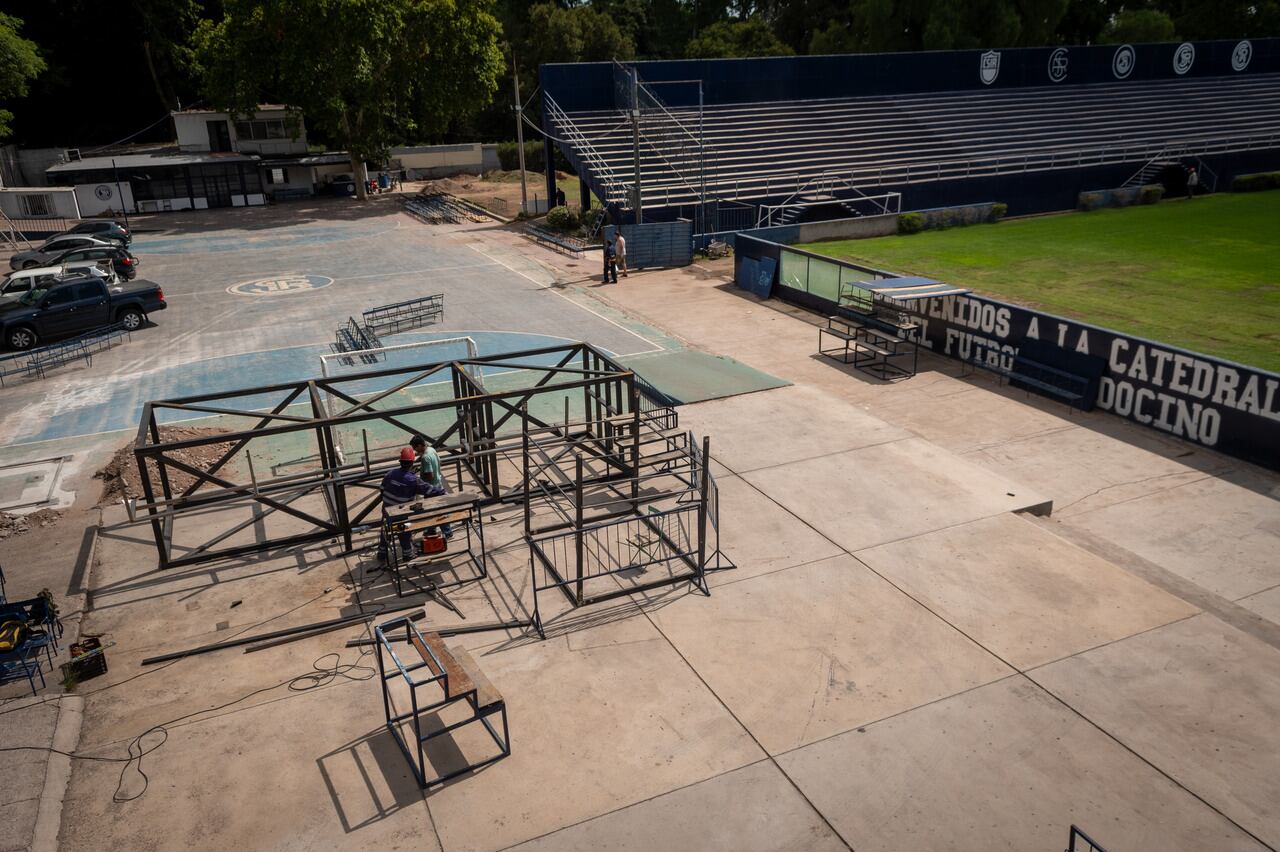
550;73;1280;217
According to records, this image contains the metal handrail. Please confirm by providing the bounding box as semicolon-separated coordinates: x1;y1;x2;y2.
545;93;630;204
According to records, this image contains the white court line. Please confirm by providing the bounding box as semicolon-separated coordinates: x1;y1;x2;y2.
464;242;663;355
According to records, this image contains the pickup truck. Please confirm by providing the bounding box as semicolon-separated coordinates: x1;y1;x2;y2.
0;276;167;350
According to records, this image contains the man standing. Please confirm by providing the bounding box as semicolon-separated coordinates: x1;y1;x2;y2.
1186;166;1200;199
603;239;618;284
615;231;628;277
377;447;444;563
410;434;452;538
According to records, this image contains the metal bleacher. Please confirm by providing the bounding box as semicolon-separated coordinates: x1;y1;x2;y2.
550;72;1280;218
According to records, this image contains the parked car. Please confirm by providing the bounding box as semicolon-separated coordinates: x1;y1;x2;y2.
46;245;138;280
0;276;166;350
9;235;117;270
0;263;114;299
63;220;131;244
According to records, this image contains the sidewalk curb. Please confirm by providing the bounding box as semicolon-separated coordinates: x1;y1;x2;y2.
30;694;82;852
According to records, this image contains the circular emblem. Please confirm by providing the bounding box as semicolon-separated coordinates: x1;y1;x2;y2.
1047;47;1069;82
1173;42;1195;75
227;274;333;297
94;185;113;201
1112;44;1135;79
1232;40;1252;72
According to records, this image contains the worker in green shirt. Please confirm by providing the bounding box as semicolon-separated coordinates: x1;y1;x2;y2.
410;435;453;538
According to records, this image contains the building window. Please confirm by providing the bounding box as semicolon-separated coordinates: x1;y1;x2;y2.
234;119;291;141
265;167;288;185
17;193;54;217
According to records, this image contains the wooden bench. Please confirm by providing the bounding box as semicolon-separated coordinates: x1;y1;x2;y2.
376;619;510;787
384;491;487;595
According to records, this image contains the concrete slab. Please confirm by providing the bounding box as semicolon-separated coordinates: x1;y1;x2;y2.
59;676;439;851
1033;614;1280;845
1238;585;1280;626
1061;473;1280;600
856;514;1199;669
960;420;1220;517
778;676;1265;852
508;759;846;852
422;615;765;852
0;696;60;852
707;474;843;588
679;384;909;474
742;437;1048;554
649;554;1011;754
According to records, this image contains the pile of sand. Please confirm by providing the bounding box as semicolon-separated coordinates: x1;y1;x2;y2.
0;508;62;539
96;427;239;504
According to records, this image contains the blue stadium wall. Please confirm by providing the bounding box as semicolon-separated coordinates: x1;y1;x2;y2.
541;38;1280;218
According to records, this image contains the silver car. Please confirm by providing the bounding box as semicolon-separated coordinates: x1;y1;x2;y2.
9;235;118;270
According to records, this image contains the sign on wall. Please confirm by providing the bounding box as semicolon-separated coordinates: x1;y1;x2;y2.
737;236;1280;471
898;293;1278;467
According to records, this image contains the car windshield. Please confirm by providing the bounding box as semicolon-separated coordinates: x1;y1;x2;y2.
18;287;47;306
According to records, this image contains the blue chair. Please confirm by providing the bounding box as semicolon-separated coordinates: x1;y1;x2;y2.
0;643;46;696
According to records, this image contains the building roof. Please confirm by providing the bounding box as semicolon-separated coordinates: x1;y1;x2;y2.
258;152;350;166
173;104;290;115
47;152;258;173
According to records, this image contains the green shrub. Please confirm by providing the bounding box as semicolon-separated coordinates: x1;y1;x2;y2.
898;212;924;234
990;202;1008;222
1231;171;1280;192
1078;192;1105;211
546;205;579;232
1139;184;1164;205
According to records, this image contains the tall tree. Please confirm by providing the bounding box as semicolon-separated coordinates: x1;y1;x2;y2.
195;0;504;198
522;2;636;69
1101;7;1177;42
685;18;794;56
0;13;44;139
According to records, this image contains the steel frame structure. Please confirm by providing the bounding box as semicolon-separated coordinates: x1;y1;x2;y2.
131;342;649;570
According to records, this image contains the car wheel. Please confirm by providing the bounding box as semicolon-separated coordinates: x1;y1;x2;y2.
21;260;40;269
118;308;144;331
7;326;37;350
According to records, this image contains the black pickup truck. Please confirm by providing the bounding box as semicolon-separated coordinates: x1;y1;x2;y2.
0;276;167;350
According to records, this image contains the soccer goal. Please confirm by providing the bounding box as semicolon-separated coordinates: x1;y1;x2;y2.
318;336;481;462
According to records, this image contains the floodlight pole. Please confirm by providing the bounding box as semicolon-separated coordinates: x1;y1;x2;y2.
513;54;529;216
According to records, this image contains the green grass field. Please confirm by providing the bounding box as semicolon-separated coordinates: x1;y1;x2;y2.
799;192;1280;372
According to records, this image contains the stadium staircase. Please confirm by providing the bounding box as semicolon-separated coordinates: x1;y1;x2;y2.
549;72;1280;225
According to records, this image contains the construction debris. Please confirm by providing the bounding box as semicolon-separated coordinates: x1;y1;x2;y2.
0;508;62;539
96;427;238;504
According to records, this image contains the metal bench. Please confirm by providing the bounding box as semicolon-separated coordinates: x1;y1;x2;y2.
374;617;510;787
962;347;1089;410
818;316;918;380
362;294;444;336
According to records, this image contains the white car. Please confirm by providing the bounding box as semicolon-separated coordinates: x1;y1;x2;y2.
0;262;116;299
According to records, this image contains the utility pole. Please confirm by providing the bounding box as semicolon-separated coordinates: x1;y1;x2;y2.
112;158;130;229
513;54;529;216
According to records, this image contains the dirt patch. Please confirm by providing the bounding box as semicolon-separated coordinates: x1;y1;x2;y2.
0;508;63;540
95;427;240;505
418;170;572;218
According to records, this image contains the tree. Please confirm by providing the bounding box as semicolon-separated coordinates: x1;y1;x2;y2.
1101;8;1176;42
0;13;44;138
685;19;794;57
195;0;504;198
523;3;635;69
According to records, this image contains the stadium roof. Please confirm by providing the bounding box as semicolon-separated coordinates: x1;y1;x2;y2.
861;276;970;301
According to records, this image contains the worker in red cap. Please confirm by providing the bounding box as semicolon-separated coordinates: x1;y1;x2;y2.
377;446;445;563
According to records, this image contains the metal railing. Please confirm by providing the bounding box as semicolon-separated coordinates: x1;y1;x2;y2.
546;93;631;205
